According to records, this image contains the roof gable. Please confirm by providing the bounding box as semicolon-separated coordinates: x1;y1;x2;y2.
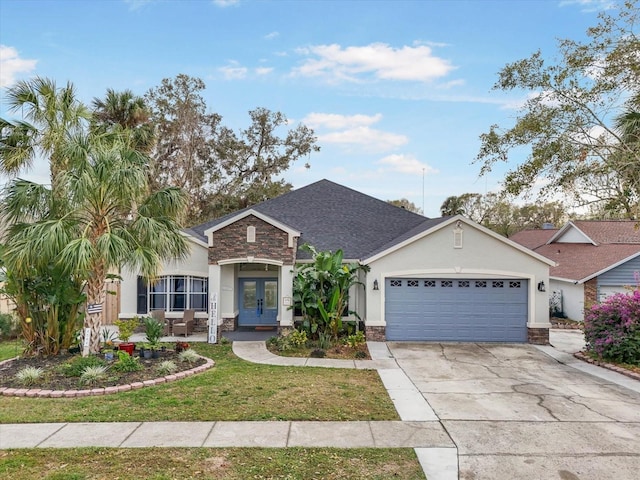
510;220;640;282
190;179;429;260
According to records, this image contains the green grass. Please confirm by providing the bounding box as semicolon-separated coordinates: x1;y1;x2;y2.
0;447;426;479
0;343;399;423
0;340;22;362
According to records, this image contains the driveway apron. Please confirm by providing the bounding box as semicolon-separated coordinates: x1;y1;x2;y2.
387;342;640;480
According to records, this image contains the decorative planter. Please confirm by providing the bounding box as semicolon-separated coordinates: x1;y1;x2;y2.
118;342;135;356
143;349;152;359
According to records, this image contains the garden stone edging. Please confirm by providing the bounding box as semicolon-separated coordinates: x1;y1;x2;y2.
574;351;640;381
0;354;215;398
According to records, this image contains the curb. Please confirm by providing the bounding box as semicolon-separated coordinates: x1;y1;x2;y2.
573;352;640;381
0;355;215;398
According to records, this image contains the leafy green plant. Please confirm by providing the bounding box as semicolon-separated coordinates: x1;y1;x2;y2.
354;350;367;359
289;329;308;347
345;331;366;348
100;327;118;347
156;360;178;375
317;331;332;350
15;366;44;386
584;289;640;365
143;316;163;349
0;313;19;340
111;350;143;372
59;355;106;377
79;365;108;386
114;317;139;342
292;244;369;339
178;348;199;364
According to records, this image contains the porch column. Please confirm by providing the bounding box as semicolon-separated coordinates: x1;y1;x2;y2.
280;264;294;326
209;264;222;340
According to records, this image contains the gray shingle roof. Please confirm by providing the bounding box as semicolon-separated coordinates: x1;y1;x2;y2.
189;179;437;260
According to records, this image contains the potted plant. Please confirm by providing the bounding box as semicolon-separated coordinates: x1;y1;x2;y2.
114;317;139;356
143;316;164;358
139;342;152;359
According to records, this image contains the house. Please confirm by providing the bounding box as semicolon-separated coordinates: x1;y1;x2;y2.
119;180;554;343
510;220;640;321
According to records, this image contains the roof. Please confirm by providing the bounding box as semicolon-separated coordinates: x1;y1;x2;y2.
189;179;431;260
509;228;558;250
511;220;640;283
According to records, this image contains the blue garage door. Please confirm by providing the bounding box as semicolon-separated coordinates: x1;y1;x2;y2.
385;278;528;342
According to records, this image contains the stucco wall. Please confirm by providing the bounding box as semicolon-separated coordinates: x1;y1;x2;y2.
365;220;551;328
550;279;584;321
119;238;209;318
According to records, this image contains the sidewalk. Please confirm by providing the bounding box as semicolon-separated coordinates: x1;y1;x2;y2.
4;330;630;480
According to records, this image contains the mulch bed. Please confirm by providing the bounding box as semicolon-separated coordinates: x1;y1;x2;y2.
0;349;207;391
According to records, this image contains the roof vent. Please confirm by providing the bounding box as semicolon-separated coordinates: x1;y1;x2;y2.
542;223;555;230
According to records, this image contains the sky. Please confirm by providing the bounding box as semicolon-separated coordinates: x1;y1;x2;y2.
0;0;616;218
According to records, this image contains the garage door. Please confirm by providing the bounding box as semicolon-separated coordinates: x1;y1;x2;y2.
385;278;528;342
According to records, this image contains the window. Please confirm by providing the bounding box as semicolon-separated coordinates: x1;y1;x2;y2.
458;281;470;288
247;225;256;243
441;280;453;287
390;280;402;287
424;280;436;287
509;281;521;289
138;275;208;314
492;281;504;288
408;280;419;287
475;281;487;288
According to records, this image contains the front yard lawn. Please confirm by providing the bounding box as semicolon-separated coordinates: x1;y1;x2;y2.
0;343;399;423
0;447;426;479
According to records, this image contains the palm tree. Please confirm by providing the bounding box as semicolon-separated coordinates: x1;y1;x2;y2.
91;89;155;152
0;77;90;184
3;133;189;354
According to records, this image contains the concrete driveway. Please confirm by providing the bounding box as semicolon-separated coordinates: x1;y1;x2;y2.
387;340;640;480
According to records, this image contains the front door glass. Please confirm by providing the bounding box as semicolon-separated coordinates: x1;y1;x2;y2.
239;278;278;326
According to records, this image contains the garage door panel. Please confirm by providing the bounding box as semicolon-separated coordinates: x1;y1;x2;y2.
385;278;528;342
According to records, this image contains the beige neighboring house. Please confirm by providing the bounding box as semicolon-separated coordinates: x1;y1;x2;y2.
118;180;554;344
511;220;640;321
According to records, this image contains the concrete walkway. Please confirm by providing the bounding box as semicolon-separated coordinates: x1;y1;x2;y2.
5;329;634;480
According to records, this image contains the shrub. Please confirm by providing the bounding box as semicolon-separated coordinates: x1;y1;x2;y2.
0;313;19;340
345;330;366;348
15;366;44;386
317;331;332;350
156;360;178;375
178;348;200;364
59;355;106;377
114;317;139;342
354;350;367;359
79;365;108;386
310;348;326;358
289;329;308;347
111;350;143;372
584;290;640;365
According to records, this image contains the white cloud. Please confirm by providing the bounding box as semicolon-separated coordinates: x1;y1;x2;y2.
213;0;240;7
293;42;455;83
218;61;247;80
255;67;273;75
319;126;408;152
377;154;438;175
559;0;617;12
264;31;279;40
302;112;383;130
0;45;37;87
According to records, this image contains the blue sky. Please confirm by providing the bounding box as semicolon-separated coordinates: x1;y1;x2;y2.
0;0;614;217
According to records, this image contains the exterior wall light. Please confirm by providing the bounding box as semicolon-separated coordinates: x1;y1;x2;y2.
537;281;546;292
373;279;379;291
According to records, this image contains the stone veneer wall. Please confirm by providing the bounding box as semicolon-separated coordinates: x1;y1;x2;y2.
208;215;297;265
527;327;549;345
365;326;386;342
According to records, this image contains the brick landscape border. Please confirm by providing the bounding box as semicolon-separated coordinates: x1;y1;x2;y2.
574;351;640;381
0;355;215;398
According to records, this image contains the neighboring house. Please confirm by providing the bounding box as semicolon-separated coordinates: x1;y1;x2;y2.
119;180;554;343
511;220;640;321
